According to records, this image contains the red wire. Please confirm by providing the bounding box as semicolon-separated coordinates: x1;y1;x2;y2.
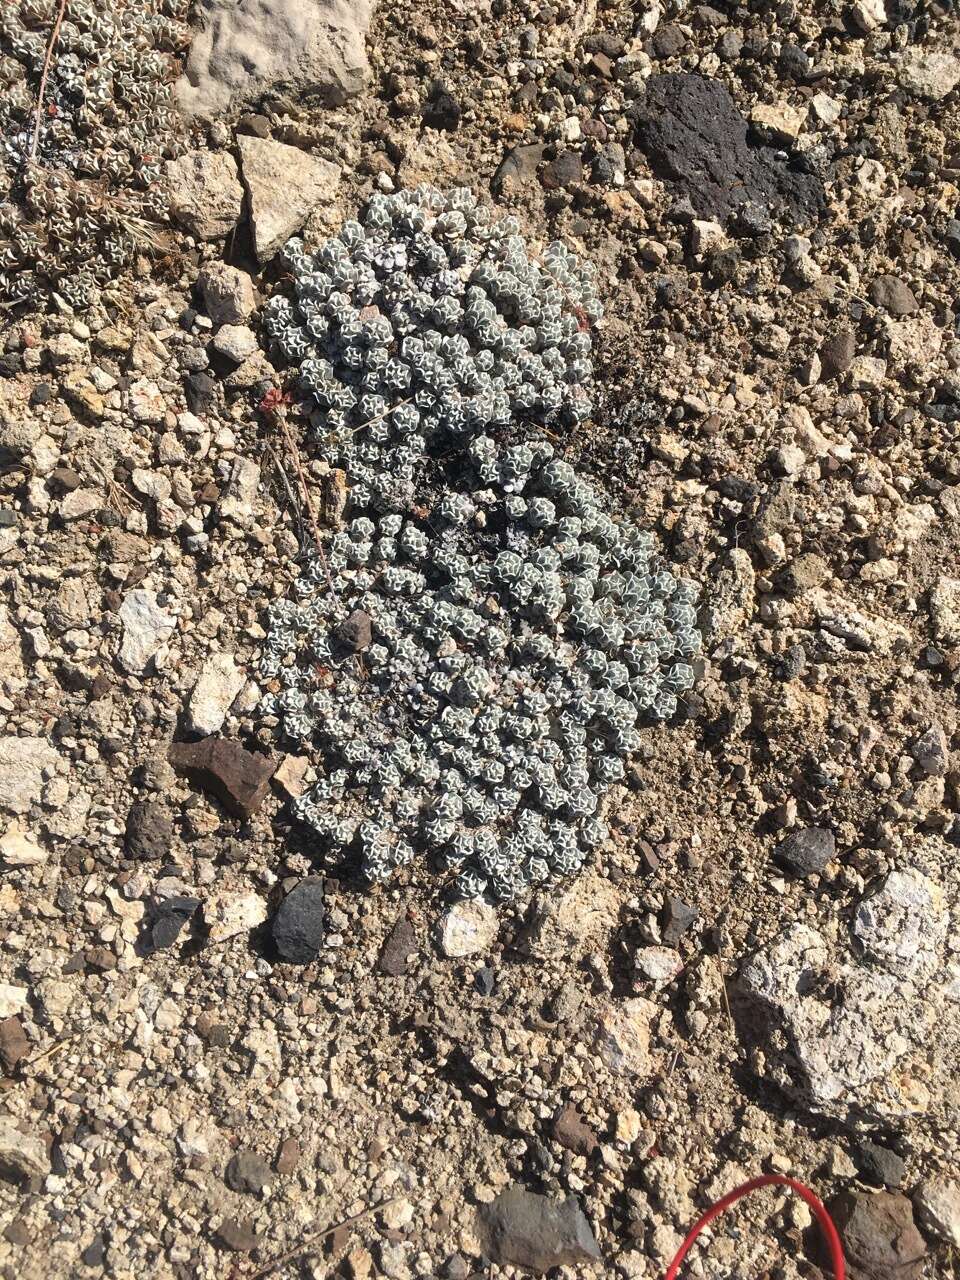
664;1174;846;1280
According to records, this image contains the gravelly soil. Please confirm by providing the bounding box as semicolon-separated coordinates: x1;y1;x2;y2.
1;1;959;1278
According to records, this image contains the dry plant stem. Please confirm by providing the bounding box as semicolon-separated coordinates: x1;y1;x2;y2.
345;395;412;433
719;961;733;1027
24;1035;75;1070
271;403;338;598
244;1198;399;1279
28;0;70;164
265;445;308;545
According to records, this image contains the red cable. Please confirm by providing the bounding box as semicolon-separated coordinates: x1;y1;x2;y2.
664;1174;845;1280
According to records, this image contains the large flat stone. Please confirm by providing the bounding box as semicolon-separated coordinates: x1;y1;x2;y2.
175;0;374;120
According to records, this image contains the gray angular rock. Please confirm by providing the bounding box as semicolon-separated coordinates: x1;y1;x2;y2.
439;900;498;958
0;986;27;1020
897;47;960;100
0;1123;49;1183
0;824;46;867
198;261;256;325
0;737;59;815
852;868;946;979
480;1187;601;1273
118;589;176;674
174;0;374;120
225;1149;274;1195
0;605;24;680
738;861;956;1126
595;997;657;1076
166;150;244;239
913;1176;960;1247
272;877;325;963
910;723;948;777
204;888;268;942
929;576;960;645
219;457;261;524
237;135;341;263
46;578;91;634
212;324;259;363
186;653;246;736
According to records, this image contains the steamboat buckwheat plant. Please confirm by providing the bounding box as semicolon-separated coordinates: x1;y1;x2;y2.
0;0;190;308
260;186;700;900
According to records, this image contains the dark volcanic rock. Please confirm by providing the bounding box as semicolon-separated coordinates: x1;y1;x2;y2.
275;1137;300;1175
423;87;461;131
774;826;836;876
184;370;218;415
147;895;201;953
542;150;583;189
869;274;918;315
480;1187;601;1274
826;1190;925;1280
216;1217;261;1253
651;23;686;58
661;895;698;946
857;1139;907;1189
492;143;545;194
333;608;373;652
81;1234;107;1268
633;74;823;228
168;737;275;819
125;799;173;861
272;876;325;964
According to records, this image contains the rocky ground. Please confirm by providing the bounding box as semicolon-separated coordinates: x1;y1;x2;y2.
1;0;960;1278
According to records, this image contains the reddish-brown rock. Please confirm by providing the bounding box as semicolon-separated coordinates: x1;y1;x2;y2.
552;1104;599;1157
168;738;275;819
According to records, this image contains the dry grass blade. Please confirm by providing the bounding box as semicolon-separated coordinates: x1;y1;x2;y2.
344;395;412;433
243;1198;399;1279
113;209;173;255
23;1034;76;1069
267;400;338;598
28;0;70;165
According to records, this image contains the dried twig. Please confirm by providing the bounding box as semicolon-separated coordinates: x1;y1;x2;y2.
28;0;70;165
243;1198;399;1279
344;396;412;433
24;1034;75;1070
264;444;307;546
267;401;338;598
718;959;733;1028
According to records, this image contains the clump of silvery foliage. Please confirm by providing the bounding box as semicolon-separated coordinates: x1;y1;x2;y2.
260;187;700;901
0;0;190;308
263;184;600;512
